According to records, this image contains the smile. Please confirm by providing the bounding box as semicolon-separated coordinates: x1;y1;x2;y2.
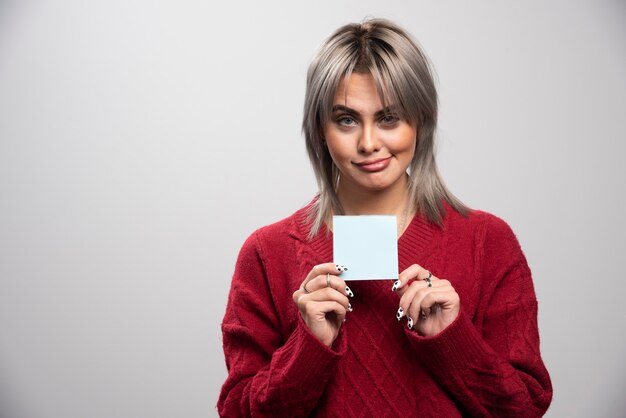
354;157;392;172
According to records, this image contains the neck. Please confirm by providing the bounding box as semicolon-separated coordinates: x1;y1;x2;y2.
336;175;410;218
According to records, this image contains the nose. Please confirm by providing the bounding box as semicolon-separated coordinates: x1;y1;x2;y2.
357;124;381;154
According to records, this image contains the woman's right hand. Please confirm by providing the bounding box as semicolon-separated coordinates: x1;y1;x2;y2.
292;263;354;347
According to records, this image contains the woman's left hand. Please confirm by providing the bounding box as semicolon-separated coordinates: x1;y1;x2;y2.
392;264;460;337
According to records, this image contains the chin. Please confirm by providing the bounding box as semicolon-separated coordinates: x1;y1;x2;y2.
361;181;394;192
344;171;406;194
363;175;405;192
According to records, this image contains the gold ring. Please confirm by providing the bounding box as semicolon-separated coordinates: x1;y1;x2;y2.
326;273;331;288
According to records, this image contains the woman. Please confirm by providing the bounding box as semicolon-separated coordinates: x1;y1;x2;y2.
218;19;552;417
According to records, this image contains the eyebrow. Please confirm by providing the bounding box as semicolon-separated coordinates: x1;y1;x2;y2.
331;104;399;117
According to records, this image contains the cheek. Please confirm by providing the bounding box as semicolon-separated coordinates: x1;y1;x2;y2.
324;133;352;163
386;130;417;156
326;144;350;167
402;127;418;155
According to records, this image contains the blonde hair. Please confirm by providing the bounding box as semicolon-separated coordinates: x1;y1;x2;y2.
303;18;467;237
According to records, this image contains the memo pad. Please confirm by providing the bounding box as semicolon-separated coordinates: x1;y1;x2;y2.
333;215;398;281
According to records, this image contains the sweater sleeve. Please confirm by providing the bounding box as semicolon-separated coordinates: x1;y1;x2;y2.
406;217;552;417
217;231;346;417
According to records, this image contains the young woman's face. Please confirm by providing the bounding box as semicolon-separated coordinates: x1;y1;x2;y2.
323;73;417;195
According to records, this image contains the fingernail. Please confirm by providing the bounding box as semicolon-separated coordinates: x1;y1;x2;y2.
396;307;404;321
345;286;354;297
407;317;414;330
348;303;353;312
420;310;427;320
391;280;400;291
336;264;348;273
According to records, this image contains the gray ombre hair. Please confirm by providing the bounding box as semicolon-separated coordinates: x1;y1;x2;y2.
303;18;468;237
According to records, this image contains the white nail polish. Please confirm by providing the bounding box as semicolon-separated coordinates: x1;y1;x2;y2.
392;280;400;291
345;286;354;297
336;264;348;273
408;317;414;329
348;303;353;312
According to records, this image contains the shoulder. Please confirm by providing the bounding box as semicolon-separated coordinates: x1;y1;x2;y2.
238;204;311;256
443;204;523;256
257;205;309;241
443;202;516;236
441;206;531;292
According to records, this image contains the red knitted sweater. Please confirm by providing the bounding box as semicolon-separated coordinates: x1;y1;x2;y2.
218;204;552;417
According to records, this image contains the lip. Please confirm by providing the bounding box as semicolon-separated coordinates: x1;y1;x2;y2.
354;157;392;172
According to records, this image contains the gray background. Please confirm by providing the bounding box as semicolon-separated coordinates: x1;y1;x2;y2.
1;0;625;417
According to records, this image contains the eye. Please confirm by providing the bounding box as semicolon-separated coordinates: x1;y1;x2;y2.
380;114;400;125
336;115;357;127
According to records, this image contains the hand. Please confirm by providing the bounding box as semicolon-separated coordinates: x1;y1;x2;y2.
392;264;460;337
292;263;353;347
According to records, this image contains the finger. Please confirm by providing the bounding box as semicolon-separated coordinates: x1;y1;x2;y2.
304;263;349;283
305;300;348;323
295;274;352;312
416;289;459;327
301;273;353;299
295;280;353;304
301;263;351;293
393;263;431;292
397;278;447;321
308;273;349;293
329;274;354;298
395;270;440;298
419;288;459;311
407;287;459;324
304;286;351;312
396;279;427;321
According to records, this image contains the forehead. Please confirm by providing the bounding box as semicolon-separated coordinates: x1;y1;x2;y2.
333;73;385;111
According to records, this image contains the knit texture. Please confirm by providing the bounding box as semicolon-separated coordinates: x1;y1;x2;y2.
218;203;552;417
